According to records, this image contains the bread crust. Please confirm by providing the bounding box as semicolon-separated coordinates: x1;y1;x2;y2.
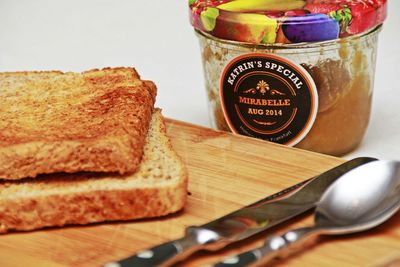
0;110;188;233
0;67;157;179
0;184;186;233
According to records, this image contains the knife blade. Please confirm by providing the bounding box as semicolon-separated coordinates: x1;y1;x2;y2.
104;157;376;267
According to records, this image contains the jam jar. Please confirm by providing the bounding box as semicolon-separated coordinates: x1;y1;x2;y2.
188;0;387;156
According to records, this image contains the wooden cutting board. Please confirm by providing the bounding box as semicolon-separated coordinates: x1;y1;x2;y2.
0;119;399;267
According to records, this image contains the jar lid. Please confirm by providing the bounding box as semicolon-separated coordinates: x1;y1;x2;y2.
188;0;387;44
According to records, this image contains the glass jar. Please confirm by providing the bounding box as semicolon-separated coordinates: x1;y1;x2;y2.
198;27;380;156
189;0;387;156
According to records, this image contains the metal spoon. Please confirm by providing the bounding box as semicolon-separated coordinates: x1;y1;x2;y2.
214;160;400;267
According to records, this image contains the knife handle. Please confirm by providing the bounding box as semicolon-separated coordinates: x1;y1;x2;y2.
106;239;185;267
103;227;224;267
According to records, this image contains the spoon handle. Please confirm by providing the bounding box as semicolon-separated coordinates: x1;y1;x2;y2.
213;227;318;267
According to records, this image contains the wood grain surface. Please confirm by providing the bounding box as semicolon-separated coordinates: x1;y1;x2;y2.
0;119;399;267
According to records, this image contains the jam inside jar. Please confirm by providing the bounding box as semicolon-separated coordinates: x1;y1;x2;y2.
189;0;387;156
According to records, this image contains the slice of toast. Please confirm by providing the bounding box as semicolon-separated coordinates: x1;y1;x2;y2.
0;67;157;180
0;110;188;233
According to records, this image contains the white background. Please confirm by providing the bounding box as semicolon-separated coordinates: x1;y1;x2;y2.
0;0;399;160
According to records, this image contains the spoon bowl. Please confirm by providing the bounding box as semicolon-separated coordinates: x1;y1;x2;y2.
315;160;400;234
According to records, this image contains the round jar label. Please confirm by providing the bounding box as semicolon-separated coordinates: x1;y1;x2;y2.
220;53;318;146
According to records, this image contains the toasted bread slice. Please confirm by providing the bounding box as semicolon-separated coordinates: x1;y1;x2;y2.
0;67;157;179
0;110;188;233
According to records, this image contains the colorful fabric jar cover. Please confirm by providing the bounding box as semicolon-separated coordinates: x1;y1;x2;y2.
189;0;387;44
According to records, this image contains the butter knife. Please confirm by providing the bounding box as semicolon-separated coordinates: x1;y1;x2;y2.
104;157;376;267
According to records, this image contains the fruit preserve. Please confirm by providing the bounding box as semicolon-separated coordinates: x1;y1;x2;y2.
189;0;387;156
